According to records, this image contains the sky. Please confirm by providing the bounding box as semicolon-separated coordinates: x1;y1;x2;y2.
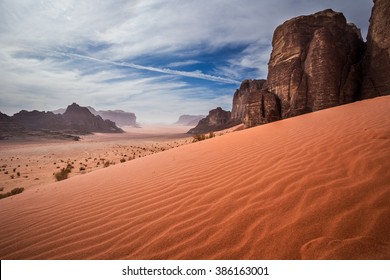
0;0;373;123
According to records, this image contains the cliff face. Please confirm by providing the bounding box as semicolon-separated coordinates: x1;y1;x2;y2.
189;4;390;133
188;107;232;134
361;0;390;98
231;79;266;121
267;9;365;118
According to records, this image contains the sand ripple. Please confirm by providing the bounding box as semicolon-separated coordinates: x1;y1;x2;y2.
0;96;389;259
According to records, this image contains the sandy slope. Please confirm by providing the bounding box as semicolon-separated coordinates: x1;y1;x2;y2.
0;97;389;259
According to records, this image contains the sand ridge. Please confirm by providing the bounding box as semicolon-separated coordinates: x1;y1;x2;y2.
0;97;389;259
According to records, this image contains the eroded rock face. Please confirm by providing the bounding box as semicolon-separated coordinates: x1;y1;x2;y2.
267;9;365;118
188;107;232;134
243;90;281;127
361;0;390;98
231;79;266;121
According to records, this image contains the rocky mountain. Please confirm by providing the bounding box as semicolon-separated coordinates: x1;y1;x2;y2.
53;106;137;127
361;0;390;98
175;115;205;126
1;103;123;140
0;112;26;140
87;107;137;127
13;110;68;131
267;9;365;118
188;107;232;134
189;2;390;134
62;103;123;133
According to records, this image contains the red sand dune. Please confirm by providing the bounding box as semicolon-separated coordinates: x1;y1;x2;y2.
0;96;389;259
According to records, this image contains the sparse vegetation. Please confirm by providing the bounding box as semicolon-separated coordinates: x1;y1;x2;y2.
103;161;111;168
54;164;73;181
0;187;24;200
0;187;4;192
120;158;126;163
79;166;86;171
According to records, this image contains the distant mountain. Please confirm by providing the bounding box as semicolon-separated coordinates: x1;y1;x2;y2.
87;107;137;127
52;106;137;127
175;115;205;126
62;103;124;133
1;103;123;140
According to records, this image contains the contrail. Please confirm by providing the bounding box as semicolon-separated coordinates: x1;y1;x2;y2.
52;51;241;85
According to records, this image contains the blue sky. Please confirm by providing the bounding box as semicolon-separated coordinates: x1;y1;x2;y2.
0;0;372;123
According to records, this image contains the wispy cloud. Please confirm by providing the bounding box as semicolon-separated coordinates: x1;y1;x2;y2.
52;51;240;84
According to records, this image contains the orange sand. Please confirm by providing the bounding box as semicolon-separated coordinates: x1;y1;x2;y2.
0;96;389;259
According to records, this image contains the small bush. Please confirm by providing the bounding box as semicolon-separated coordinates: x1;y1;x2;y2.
79;166;86;171
120;158;126;163
103;161;110;168
0;187;4;192
209;131;215;138
192;134;206;142
54;166;72;181
0;187;24;200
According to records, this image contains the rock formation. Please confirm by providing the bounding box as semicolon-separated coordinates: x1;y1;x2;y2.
189;4;390;133
267;9;365;118
13;110;67;131
231;79;266;121
87;107;137;127
0;103;124;140
62;103;123;133
175;115;205;126
231;79;281;127
361;0;390;98
188;107;232;134
53;106;137;127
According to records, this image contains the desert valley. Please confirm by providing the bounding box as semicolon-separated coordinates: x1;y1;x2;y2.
0;0;389;260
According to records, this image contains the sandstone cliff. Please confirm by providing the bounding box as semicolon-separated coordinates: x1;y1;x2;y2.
188;107;232;134
361;0;390;98
189;4;390;133
267;9;365;118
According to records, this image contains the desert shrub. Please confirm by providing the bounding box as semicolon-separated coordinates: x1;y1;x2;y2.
192;134;206;142
209;131;215;138
120;158;126;163
54;166;72;181
0;187;24;200
11;187;24;195
0;187;4;191
79;166;86;171
17;172;20;177
103;161;110;168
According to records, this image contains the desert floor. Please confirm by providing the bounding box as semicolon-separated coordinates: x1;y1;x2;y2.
0;97;389;259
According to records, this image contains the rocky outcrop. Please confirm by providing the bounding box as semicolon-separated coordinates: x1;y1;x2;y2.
267;9;365;118
13;110;68;131
231;79;281;127
62;103;123;133
53;106;137;127
231;79;266;121
87;107;137;127
175;115;205;126
11;103;123;135
188;107;232;134
361;0;390;98
243;89;281;127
